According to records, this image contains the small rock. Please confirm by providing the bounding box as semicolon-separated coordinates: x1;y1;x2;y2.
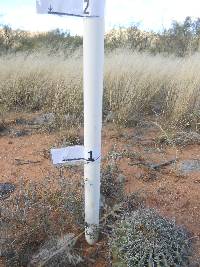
10;129;29;137
0;183;16;200
0;124;6;132
179;160;200;173
15;118;28;125
0;124;8;136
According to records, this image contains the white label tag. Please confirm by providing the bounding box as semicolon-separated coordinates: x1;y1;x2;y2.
51;145;84;165
36;0;105;17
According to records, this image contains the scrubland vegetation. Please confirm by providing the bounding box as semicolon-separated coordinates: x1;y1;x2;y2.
0;50;199;132
0;16;200;267
1;162;192;266
0;16;199;132
2;16;200;57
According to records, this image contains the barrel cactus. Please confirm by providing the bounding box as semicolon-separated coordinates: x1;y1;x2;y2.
110;208;191;267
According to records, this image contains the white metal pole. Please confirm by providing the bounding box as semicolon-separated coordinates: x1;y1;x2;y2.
83;16;105;245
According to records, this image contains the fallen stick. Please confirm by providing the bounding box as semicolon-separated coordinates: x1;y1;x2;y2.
15;159;41;165
129;159;177;170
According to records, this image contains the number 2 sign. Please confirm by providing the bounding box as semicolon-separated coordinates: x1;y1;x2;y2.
84;0;89;15
36;0;105;18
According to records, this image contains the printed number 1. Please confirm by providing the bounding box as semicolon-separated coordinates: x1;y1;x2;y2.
84;0;89;14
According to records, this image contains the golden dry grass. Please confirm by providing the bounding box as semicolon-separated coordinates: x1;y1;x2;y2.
0;50;199;130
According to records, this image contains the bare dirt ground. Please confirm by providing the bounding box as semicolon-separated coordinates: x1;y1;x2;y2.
0;113;199;266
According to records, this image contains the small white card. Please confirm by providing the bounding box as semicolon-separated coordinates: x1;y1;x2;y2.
51;145;84;165
36;0;105;18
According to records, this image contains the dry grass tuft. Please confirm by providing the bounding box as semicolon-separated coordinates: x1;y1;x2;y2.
0;50;199;131
0;175;84;266
29;233;83;267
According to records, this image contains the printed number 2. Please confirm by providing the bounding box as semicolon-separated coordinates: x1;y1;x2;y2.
84;0;89;15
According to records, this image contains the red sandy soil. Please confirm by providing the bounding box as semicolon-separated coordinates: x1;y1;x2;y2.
0;113;199;266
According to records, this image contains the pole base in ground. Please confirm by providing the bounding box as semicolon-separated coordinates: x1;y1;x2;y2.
85;223;99;245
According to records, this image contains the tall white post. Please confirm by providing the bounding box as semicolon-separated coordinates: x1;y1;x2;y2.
83;17;105;245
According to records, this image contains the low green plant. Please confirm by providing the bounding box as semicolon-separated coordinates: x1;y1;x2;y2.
110;208;191;267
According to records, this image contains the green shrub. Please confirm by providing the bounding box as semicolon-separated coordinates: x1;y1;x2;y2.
110;208;191;267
